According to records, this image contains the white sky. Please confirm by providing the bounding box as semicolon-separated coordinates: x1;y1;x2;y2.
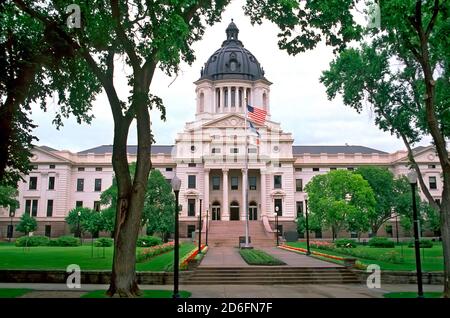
31;0;431;153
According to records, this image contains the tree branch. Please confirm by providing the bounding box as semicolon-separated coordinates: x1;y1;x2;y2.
426;0;440;37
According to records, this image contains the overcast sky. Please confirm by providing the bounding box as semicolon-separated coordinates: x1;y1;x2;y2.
31;0;431;153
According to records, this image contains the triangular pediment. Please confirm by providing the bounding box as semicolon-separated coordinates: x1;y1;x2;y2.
30;147;73;164
203;114;247;128
394;146;440;164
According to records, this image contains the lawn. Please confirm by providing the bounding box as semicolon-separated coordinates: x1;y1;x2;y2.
239;249;286;265
81;289;191;298
287;241;444;271
384;292;443;298
0;243;195;271
0;288;33;298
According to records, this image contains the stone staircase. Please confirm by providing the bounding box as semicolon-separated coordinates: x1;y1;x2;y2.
207;221;275;247
182;267;360;285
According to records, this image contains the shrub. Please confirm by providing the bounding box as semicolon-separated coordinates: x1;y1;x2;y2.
136;236;162;247
310;241;335;251
368;237;395;248
95;238;113;247
408;239;433;248
136;242;174;263
379;251;404;264
15;235;50;247
49;236;80;247
335;238;357;248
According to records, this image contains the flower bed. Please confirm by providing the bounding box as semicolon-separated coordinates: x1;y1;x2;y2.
180;245;207;270
279;244;347;261
136;242;174;263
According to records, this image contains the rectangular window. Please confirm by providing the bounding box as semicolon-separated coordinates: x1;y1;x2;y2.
76;201;83;208
77;179;84;192
295;168;302;172
330;167;337;171
274;175;282;189
249;176;257;190
187;225;196;238
31;200;38;217
188;175;196;189
274;199;282;216
49;164;55;169
212;176;220;190
93;201;101;212
32;165;38;170
29;177;37;190
230;148;239;154
165;167;173;171
188;163;197;167
212;148;221;154
296;201;304;218
231;176;239;190
48;176;55;190
313;167;320;172
46;200;53;217
296;179;303;192
94;179;102;192
429;176;437;190
78;167;85;172
45;225;52;238
428;164;436;169
25;200;31;215
347;167;354;171
248;148;257;154
95;167;103;171
188;199;196;217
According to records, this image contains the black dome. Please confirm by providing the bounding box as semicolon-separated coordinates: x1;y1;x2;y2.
199;20;266;81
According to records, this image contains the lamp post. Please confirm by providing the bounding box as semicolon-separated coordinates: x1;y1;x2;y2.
171;175;181;299
407;171;424;298
8;211;15;242
206;209;209;246
77;211;82;246
274;206;279;246
304;194;311;255
392;207;399;245
198;198;202;254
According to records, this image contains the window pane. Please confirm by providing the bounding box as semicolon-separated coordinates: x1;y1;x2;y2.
95;179;102;192
296;201;303;217
47;200;53;217
212;176;220;190
231;177;238;190
94;201;101;212
25;200;31;215
188;199;196;216
76;201;83;208
48;176;55;190
296;179;303;192
31;200;38;217
249;176;257;190
274;175;282;189
29;177;37;190
77;179;84;191
188;175;196;189
274;199;282;215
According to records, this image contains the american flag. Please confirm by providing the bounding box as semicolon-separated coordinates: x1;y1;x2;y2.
246;105;267;125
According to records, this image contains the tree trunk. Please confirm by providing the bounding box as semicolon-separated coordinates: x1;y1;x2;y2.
440;175;450;298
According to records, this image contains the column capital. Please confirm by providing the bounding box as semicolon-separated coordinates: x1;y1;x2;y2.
260;169;267;175
222;168;229;174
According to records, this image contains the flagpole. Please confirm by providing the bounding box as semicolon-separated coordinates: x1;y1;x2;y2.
244;99;250;248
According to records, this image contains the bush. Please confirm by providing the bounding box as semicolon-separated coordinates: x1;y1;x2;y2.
15;235;50;247
95;238;113;247
368;237;395;248
335;238;357;248
136;236;162;247
408;239;433;248
49;236;80;247
136;242;174;263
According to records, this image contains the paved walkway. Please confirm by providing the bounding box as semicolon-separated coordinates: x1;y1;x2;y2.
0;283;443;298
200;246;338;268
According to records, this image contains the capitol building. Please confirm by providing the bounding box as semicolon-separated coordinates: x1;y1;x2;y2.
0;22;443;241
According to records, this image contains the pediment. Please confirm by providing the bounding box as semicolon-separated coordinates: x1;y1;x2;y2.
30;147;73;164
203;114;246;128
184;189;200;197
270;189;286;197
394;146;440;164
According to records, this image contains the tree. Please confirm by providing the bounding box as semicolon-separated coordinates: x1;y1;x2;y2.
0;184;19;211
305;170;375;241
320;0;450;297
143;169;175;242
15;213;37;235
65;207;91;237
0;1;99;186
296;214;305;237
81;210;106;257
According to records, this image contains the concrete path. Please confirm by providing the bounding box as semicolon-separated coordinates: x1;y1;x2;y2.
0;283;443;298
261;247;342;268
199;247;249;267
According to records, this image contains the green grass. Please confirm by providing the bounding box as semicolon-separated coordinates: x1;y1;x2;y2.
0;243;195;271
287;242;444;271
0;288;33;298
239;249;286;266
384;292;443;298
81;289;191;298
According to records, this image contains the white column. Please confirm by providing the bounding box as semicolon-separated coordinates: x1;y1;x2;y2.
222;169;229;220
260;170;267;217
204;169;210;217
220;87;224;113
234;87;238;112
227;86;231;112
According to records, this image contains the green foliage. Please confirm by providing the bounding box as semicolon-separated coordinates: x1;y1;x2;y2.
15;214;37;235
0;185;19;211
305;170;376;239
408;239;433;248
136;243;175;263
296;214;305;235
335;238;357;248
136;236;162;248
15;235;49;247
94;238;113;247
239;249;286;266
368;237;395;248
143;169;175;240
65;207;92;235
48;236;80;247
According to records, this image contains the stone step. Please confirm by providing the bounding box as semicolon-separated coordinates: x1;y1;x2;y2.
182;279;360;285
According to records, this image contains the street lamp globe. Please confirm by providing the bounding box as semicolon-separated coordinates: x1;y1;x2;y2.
77;211;81;217
275;206;279;214
407;170;418;184
171;175;181;191
345;193;352;202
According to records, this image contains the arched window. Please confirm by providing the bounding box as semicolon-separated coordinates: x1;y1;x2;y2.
262;92;267;110
216;88;221;110
199;92;204;113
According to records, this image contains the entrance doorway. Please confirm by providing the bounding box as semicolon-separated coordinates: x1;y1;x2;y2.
249;201;258;220
230;201;240;221
212;202;221;220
